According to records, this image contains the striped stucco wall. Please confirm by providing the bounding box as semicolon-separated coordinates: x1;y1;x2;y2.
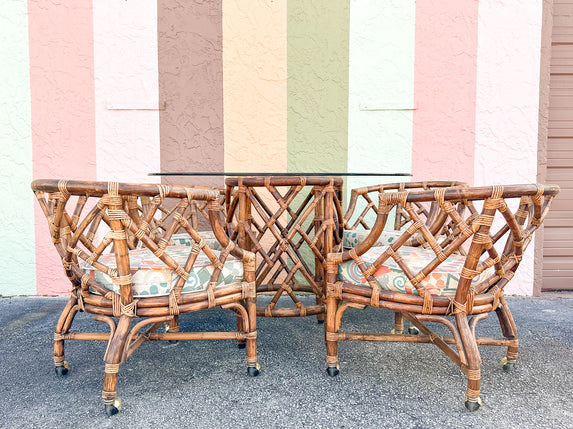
347;0;415;193
0;0;35;295
223;0;287;173
287;0;350;173
474;0;543;295
94;0;161;184
0;1;546;296
29;0;97;296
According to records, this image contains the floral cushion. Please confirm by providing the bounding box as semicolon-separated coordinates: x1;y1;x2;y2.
343;229;403;249
80;245;243;297
338;246;493;297
138;231;222;250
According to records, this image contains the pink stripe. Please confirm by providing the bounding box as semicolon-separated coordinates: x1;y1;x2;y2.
411;0;479;184
29;0;96;294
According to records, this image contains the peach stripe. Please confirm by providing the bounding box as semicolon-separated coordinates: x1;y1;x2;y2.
412;0;479;184
29;0;96;294
223;0;287;172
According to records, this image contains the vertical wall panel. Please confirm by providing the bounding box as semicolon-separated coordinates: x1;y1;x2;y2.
0;1;35;295
29;0;96;295
287;0;350;173
158;0;223;187
347;0;415;193
223;0;287;173
474;0;543;295
94;1;160;183
412;0;479;184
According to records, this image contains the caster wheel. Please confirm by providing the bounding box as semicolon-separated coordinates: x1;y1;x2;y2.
237;342;246;349
104;398;122;416
326;365;340;377
390;329;403;335
247;363;261;377
54;361;70;376
407;326;420;335
501;357;517;372
168;340;179;345
317;320;325;325
464;397;482;412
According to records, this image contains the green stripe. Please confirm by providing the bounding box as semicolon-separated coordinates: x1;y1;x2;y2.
0;1;35;295
287;0;350;173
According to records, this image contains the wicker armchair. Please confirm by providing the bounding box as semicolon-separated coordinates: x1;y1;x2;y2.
325;184;558;410
342;181;467;334
32;179;258;415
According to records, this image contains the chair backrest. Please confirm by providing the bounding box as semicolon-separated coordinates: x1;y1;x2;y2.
332;184;559;310
343;181;468;249
32;179;247;315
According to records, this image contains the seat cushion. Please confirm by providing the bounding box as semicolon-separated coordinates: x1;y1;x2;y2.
80;245;243;297
343;229;403;249
169;231;222;250
138;231;221;250
338;246;493;296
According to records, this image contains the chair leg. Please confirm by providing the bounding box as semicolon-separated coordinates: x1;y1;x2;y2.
245;297;260;376
237;310;246;349
101;316;131;416
456;313;482;411
495;298;519;372
168;315;179;345
325;295;339;377
54;295;79;376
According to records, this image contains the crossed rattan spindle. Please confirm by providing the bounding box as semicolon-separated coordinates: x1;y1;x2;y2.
127;187;227;341
225;176;344;319
325;183;559;411
343;181;468;334
32;179;258;416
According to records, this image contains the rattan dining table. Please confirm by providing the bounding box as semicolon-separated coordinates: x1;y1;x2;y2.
149;172;411;319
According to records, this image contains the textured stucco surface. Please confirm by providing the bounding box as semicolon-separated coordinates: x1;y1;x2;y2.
474;0;543;295
0;1;35;296
347;0;415;194
29;0;96;295
287;0;350;173
412;0;478;184
94;0;160;183
158;0;223;188
223;0;287;172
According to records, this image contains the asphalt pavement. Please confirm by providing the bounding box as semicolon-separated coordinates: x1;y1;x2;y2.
0;294;571;429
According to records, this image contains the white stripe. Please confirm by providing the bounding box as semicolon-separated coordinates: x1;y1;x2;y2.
94;0;160;183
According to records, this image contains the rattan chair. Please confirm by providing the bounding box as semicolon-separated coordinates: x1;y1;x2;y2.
32;179;259;415
342;181;467;334
325;184;558;410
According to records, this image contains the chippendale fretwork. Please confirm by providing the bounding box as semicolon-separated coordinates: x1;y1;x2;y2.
225;176;344;317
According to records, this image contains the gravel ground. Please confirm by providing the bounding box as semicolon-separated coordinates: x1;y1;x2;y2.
0;295;571;429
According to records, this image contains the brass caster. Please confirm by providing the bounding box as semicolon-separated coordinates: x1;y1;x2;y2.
54;361;70;376
104;398;122;416
501;357;517;373
390;328;403;335
407;326;420;335
326;364;340;377
247;362;261;377
464;396;482;412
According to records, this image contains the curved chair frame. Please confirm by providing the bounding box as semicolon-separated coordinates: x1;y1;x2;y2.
32;179;258;415
343;181;468;333
325;183;558;410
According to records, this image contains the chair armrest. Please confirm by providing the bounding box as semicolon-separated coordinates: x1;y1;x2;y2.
329;183;559;308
